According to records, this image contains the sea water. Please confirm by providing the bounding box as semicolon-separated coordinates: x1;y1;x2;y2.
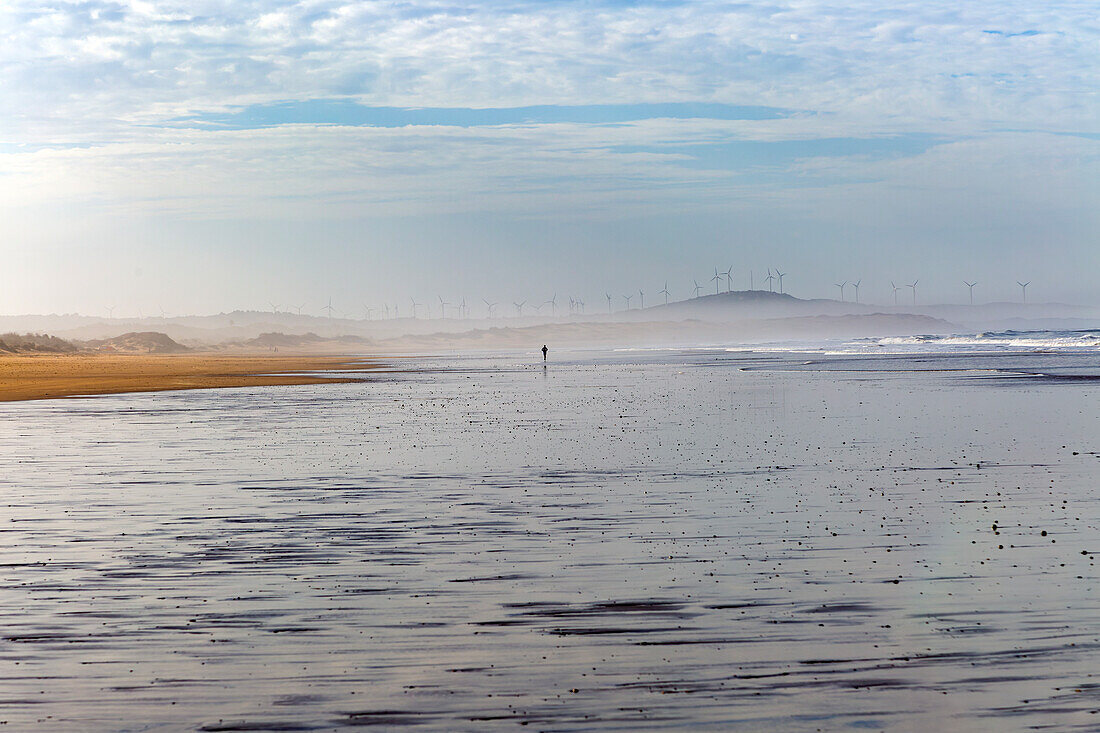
0;345;1097;731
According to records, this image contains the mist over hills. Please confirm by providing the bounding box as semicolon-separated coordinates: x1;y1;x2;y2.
1;290;1097;353
644;290;1100;326
374;313;956;351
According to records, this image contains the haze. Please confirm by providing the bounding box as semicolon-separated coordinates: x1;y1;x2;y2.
2;1;1098;317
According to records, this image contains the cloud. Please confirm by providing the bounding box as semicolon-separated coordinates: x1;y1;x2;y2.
1;0;1098;313
2;0;1096;140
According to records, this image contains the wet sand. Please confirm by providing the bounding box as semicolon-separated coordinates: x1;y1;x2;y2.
0;353;374;401
0;349;1097;730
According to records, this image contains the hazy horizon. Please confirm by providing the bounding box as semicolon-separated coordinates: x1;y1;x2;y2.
3;1;1098;315
5;286;1099;322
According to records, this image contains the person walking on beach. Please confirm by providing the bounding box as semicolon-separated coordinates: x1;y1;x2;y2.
542;345;548;361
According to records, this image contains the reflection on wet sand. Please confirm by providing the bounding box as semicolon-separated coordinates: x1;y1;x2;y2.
0;349;1097;731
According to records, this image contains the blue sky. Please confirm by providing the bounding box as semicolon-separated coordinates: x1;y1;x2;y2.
1;0;1098;315
172;100;791;128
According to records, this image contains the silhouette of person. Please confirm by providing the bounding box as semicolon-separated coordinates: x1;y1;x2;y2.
541;345;548;361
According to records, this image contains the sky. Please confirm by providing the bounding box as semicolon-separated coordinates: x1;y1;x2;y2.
1;0;1098;317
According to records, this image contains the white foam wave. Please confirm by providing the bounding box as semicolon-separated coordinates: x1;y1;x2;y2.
613;330;1100;355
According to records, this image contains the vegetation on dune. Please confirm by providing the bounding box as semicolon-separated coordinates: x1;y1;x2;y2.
0;331;189;354
0;332;79;353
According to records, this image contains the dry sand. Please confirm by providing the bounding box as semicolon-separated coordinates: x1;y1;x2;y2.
0;353;372;401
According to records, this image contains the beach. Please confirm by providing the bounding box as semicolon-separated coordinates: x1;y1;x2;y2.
0;353;372;402
0;347;1097;731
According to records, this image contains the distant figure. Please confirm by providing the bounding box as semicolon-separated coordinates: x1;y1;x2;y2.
541;345;548;361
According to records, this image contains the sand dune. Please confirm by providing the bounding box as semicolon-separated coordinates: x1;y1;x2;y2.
82;331;191;354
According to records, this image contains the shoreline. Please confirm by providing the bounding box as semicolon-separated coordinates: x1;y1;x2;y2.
0;353;375;402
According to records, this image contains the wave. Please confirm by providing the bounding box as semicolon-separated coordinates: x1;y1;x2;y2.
862;329;1100;352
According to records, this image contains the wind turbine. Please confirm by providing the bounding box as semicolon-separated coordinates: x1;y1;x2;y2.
295;303;305;316
724;267;733;292
1017;281;1030;303
964;281;977;305
410;297;420;318
908;280;918;305
775;270;786;294
269;301;281;314
364;305;374;320
711;269;722;295
749;270;754;290
851;280;861;304
638;289;645;309
606;292;613;314
513;300;526;316
438;295;450;318
764;271;775;292
548;294;558;317
623;293;633;309
383;304;390;319
483;298;497;317
890;282;900;306
834;281;846;301
693;280;702;298
660;282;671;305
106;305;115;319
322;298;335;318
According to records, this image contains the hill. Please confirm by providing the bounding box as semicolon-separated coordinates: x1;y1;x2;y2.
637;289;871;320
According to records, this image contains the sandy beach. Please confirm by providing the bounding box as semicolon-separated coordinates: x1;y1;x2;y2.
0;353;373;401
